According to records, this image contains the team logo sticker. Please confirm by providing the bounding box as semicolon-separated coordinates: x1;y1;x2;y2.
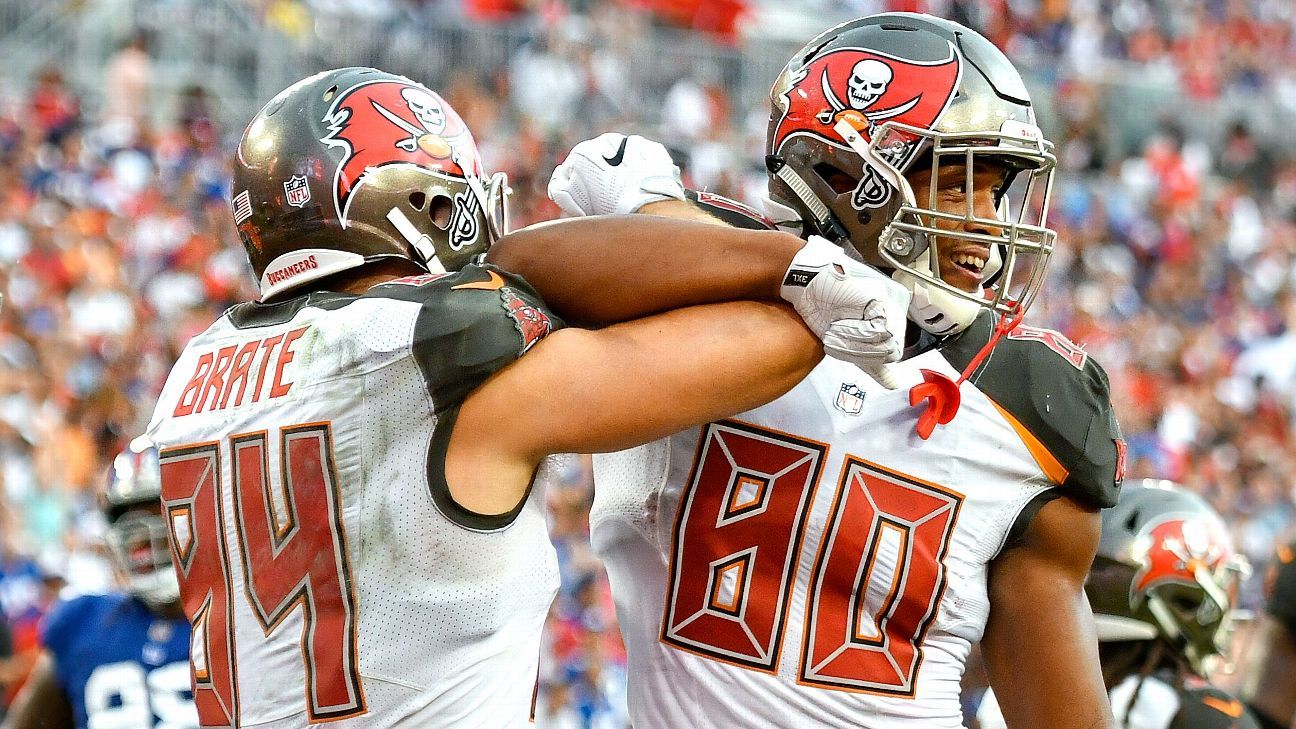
320;79;481;228
284;175;311;208
447;189;481;251
834;382;866;414
770;44;962;209
1131;516;1232;596
501;288;552;354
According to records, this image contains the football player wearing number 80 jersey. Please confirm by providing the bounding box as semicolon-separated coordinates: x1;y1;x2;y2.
3;443;198;729
145;67;912;728
544;13;1125;729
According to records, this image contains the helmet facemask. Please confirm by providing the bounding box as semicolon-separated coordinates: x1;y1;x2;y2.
764;14;1062;338
105;506;181;610
104;443;181;610
836;118;1057;334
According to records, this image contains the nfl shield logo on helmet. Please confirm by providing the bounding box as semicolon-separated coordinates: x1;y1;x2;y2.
835;383;865;415
284;175;311;208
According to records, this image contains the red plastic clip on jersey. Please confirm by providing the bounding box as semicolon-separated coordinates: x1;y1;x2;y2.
908;310;1025;439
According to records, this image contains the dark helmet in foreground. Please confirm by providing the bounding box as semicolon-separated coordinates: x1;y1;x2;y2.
104;440;180;609
766;13;1057;335
1086;479;1249;674
233;67;509;300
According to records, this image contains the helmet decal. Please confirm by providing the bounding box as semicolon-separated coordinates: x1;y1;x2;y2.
321;79;482;229
1131;516;1232;596
448;188;482;252
770;43;962;158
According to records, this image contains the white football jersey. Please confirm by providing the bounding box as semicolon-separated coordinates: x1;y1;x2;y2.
592;313;1122;728
147;266;561;728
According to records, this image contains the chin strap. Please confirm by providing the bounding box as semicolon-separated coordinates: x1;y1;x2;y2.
909;309;1024;439
765;155;852;244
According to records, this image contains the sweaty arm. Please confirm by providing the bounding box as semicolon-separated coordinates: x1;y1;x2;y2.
982;496;1113;729
448;299;821;515
485;215;801;326
2;652;74;729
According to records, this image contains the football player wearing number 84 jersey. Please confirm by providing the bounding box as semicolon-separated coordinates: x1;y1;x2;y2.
543;13;1125;729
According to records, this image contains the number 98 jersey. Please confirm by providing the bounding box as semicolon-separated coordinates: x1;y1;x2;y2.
42;592;196;729
591;312;1122;728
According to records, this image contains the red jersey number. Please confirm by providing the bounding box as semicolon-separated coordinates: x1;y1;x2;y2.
161;423;366;725
663;421;963;696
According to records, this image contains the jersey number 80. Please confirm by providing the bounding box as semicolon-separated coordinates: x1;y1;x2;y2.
663;420;963;697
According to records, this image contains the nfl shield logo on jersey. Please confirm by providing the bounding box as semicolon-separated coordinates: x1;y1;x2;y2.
284;176;311;207
835;383;865;414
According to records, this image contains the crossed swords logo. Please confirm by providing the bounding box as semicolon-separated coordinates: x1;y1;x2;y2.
814;68;921;127
371;100;448;155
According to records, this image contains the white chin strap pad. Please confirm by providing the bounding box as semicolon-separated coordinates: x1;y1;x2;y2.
893;249;981;336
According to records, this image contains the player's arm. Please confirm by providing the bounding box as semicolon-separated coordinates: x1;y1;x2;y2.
2;652;74;729
447;299;821;514
486;214;797;326
1248;544;1296;729
1248;619;1296;729
982;496;1113;729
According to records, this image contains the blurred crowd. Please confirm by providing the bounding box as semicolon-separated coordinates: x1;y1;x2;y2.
0;0;1292;725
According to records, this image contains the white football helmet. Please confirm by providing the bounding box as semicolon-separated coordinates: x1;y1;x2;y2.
103;442;180;609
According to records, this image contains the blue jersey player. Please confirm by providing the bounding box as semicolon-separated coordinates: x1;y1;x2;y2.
3;442;197;729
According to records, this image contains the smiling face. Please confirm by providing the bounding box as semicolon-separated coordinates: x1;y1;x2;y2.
903;160;1011;293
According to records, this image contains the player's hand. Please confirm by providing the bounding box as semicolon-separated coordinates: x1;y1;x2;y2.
548;133;686;217
781;236;911;373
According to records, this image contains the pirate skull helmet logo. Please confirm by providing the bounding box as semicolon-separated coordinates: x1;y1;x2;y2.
847;59;893;110
402;87;447;134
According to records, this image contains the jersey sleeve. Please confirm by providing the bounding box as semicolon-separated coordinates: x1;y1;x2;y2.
943;314;1125;509
1267;542;1296;634
684;189;778;230
369;263;566;414
1172;686;1262;729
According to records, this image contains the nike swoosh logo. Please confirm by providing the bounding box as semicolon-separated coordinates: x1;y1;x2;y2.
1202;696;1244;718
451;270;505;291
603;137;628;166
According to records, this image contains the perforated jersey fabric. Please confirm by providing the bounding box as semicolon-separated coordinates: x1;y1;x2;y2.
592;352;1057;728
147;270;560;728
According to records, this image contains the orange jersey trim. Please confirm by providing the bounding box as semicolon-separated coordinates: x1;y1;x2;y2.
987;399;1069;485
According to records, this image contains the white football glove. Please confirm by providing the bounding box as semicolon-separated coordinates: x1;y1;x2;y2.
781;236;912;376
548;133;686;217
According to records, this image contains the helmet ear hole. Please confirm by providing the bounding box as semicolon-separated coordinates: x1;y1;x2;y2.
428;195;453;230
813;162;859;194
408;191;427;211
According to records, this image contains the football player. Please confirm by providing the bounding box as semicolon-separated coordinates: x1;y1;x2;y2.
543;13;1125;728
1246;539;1296;729
977;480;1257;728
3;443;197;729
144;67;913;727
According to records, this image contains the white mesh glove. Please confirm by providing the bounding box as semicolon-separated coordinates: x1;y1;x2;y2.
548;133;686;217
781;236;912;375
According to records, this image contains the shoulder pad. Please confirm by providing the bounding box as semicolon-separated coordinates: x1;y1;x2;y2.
685;189;777;230
366;264;564;413
1173;685;1260;729
942;314;1124;509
